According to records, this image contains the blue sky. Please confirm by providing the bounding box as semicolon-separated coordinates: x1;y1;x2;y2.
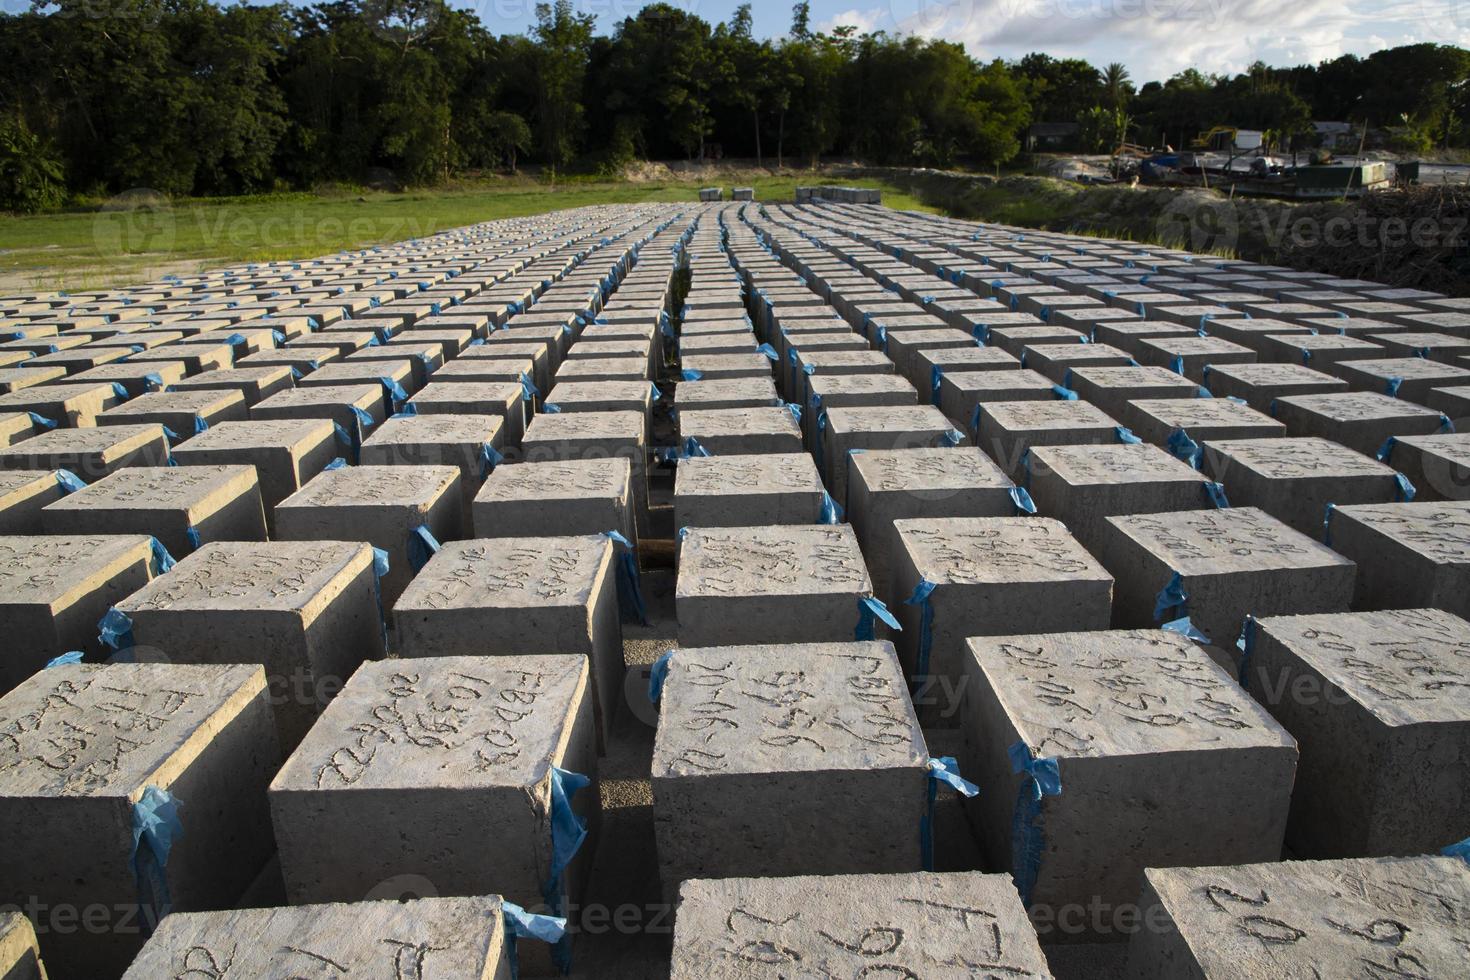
459;0;1464;84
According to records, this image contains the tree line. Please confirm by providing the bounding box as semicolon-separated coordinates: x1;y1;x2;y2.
2;0;1468;212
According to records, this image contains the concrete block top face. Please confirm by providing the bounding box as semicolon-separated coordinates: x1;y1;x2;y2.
1257;608;1470;726
477;458;630;503
1333;500;1470;564
0;422;161;458
365;413;502;448
675;453;823;497
1277;391;1440;422
545;380;652;403
680;407;802;438
805;373;918;399
1207;436;1394;479
254;383;383;412
981;400;1116;431
396;535;612;612
103;389;246;420
122;895;506;979
174;418;335;452
0;533;151;610
823;405;954;435
522;410;643;444
674;377;779;405
0;662;265;797
851;447;1011;493
272;655;585;791
1342;357;1470;382
670;871;1050;979
1029;443;1207;488
894;517;1110;586
1108;507;1354;576
45;464;256;514
1128;397;1283;430
652;641;923;777
281;464;460;510
968;629;1292;758
1069;365;1197;390
1206;362;1345;387
1140;856;1470;977
677;525;872;599
117;540;372;616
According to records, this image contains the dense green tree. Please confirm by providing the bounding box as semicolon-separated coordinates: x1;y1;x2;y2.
532;0;594;173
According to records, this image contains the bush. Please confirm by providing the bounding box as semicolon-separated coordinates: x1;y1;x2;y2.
0;115;66;213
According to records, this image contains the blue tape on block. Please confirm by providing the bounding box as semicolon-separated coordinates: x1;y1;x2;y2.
855;595;901;641
55;469;86;494
970;403;984;437
681;369;704;381
939;429;963;447
785;402;801;423
503;899;567;944
226;333;247;349
185;527;202;551
1439;415;1455;433
148;537;176;576
1162;616;1210;643
1154;572;1187;622
1236;615;1257;687
130;785;183;929
45;651;84;668
1395;473;1417;501
1115;426;1142;445
1051;384;1078;401
1203;481;1230;509
110;382;130;402
547;766;590;893
370;546;390;651
1009;486;1037;515
1376;436;1397;463
1442;837;1470;864
1385;376;1403;398
144;373;165;392
756;343;778;361
1167;428;1202;469
407;524;441;573
192;415;209;435
682;436;711;458
1169;355;1185;376
922;756;980;872
1008;742;1061;907
98;607;134;650
930;364;944;406
380;377;409;406
905;579;938;679
325;457;349;471
819;491;843;525
604;531;648;625
1323;502;1337;545
480;443;503;478
972;323;989;345
27;412;57;430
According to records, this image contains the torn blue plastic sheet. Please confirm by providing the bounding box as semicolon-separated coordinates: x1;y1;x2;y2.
939;429;963;447
1153;572;1187;622
972;323;990;345
681;436;711;458
1009;486;1037;515
407;524;441;573
325;457;349;471
99;606;134;650
680;369;704;381
1008;742;1061;907
370;547;390;651
1167;428;1202;469
1385;376;1403;398
1202;481;1230;509
1235;615;1257;687
1169;355;1186;376
1375;436;1397;463
648;383;661;402
1394;473;1417;501
479;443;503;478
905;579;937;679
546;766;590;894
192;415;209;435
1051;384;1078;401
185;527;202;551
1161;616;1210;643
1441;837;1470;865
922;756;979;871
45;650;84;669
1114;426;1142;445
785;402;801;423
144;373;165;392
380;377;409;407
819;491;843;524
131;785;183;931
930;364;944;406
55;469;86;494
503;899;567;980
27;412;57;430
855;595;901;642
603;530;648;625
148;537;176;576
756;343;779;361
1439;415;1455;433
970;403;985;438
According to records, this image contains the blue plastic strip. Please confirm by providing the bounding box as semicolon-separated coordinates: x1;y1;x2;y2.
1115;426;1142;445
407;524;441;573
480;443;503;478
855;596;901;641
939;428;963;447
681;436;711;458
144;372;165;392
819;491;843;524
1167;428;1202;469
604;530;648;625
756;343;778;360
1009;486;1037;515
55;468;87;494
27;412;57;430
1051;384;1078;401
380;376;409;407
1154;572;1187;622
1162;616;1210;643
648;649;673;703
325;457;349;471
1440;415;1456;433
45;650;84;668
904;579;937;679
1323;502;1337;545
1394;473;1417;501
1202;481;1230;509
1375;436;1397;463
519;373;540;402
546;766;590;892
148;537;176;576
922;756;979;871
1008;742;1061;907
369;546;391;650
98;606;135;650
1236;614;1257;686
130;785;183;930
681;368;704;381
930;364;944;406
1442;837;1470;864
1385;376;1403;398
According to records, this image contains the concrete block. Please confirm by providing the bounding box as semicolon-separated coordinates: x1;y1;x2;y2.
0;662;278;977
0;533;154;691
97;389;249;439
676;525;873;646
1245;608;1470;857
679;406;803;456
1125;396;1286;450
1128;856;1470;978
821;405;961;505
554;356;648;384
669;871;1049;978
0;910;44;980
962;629;1295;939
250;384;387;450
0;382;124;427
674;452;824;529
1066;366;1199;419
1101;507;1355;659
274;463;460;607
406;381;526;447
803;373;918;445
473;458;632;542
1271;392;1449;456
0;412;35;446
652;641;925;892
268;654;596;970
391;537;620;746
0;421;169;481
0;470;67;533
1259;331;1386;370
519;411;646;534
891;517;1113;697
1324;500;1470;618
544;380;652;439
974;400;1119;480
117;540;386;748
360;414;503;529
1201;362;1349;411
121;896;512;979
673;376;780;413
985;325;1081;357
1028;443;1213;556
1204;436;1408;536
1384;432;1470;501
168;366;296;406
1091;321;1193;357
1137;336;1256;384
1021;343;1132;385
169;419;336;535
40;464;266;559
1428;384;1470;421
938;369;1055;428
1334;357;1470;405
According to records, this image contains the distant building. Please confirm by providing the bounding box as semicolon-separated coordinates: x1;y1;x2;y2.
1313;122;1357;149
1026;122;1081;151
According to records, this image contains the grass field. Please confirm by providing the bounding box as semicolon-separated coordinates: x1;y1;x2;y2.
0;175;935;293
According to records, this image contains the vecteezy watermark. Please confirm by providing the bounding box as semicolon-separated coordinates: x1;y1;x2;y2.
889;0;977;35
93;189;177;260
1029;896;1174;938
1154;194;1240;255
0;897;150;937
984;0;1225;26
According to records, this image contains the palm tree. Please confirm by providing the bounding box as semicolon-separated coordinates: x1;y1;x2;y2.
1103;62;1132;110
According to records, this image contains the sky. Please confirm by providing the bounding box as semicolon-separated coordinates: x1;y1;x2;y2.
455;0;1468;84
